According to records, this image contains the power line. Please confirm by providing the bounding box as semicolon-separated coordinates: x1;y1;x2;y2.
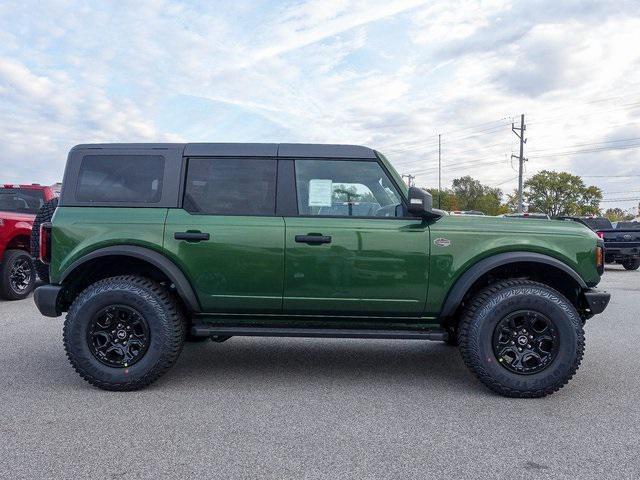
603;189;640;195
600;197;640;203
409;157;508;175
490;175;519;187
383;122;511;154
528;136;640;154
379;117;512;150
528;143;640;159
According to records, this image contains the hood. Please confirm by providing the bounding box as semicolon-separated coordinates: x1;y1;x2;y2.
442;214;597;238
0;210;36;222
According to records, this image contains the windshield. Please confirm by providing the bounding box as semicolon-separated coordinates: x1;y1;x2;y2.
581;218;613;230
616;221;640;230
0;188;45;214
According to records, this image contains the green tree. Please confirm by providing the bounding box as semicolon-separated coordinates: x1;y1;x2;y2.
521;170;602;217
449;176;506;216
604;207;634;222
425;188;458;211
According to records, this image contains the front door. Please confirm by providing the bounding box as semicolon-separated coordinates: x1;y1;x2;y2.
164;157;284;313
283;159;430;316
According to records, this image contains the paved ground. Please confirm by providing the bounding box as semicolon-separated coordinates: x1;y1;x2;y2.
1;266;639;479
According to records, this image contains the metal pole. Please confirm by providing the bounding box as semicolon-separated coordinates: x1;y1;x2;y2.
438;134;441;209
517;114;525;213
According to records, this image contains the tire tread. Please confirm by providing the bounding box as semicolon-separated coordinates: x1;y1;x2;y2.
63;275;186;391
458;279;585;398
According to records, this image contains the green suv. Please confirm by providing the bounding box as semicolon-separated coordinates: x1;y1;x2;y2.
34;143;610;397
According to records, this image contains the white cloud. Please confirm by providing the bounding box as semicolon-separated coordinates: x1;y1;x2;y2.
0;0;638;212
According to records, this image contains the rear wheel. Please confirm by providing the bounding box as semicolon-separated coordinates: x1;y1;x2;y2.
63;275;186;391
458;279;584;398
622;258;640;270
0;249;36;300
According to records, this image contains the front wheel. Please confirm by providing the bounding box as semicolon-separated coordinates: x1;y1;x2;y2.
458;279;584;398
63;276;186;391
622;258;640;270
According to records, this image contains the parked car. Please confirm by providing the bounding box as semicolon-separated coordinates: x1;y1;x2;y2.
557;216;640;270
35;143;609;397
502;212;551;219
450;210;485;216
0;184;57;299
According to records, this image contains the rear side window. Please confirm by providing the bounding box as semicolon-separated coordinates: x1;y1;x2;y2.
0;188;45;214
183;158;277;215
76;155;165;203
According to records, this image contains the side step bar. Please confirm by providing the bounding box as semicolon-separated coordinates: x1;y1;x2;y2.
191;324;448;341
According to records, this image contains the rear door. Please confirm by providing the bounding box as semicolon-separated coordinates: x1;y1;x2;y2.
282;158;430;316
164;157;284;313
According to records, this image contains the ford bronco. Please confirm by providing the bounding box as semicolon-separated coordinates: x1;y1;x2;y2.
34;143;610;397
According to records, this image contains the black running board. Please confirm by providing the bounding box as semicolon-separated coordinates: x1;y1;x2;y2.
190;324;448;341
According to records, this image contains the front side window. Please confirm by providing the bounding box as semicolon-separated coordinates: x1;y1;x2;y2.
76;155;164;203
295;160;403;217
183;158;277;215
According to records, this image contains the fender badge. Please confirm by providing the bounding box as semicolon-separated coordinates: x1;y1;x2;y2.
434;237;451;247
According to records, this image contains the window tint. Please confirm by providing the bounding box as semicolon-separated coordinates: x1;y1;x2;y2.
184;158;277;215
582;218;612;230
295;160;403;217
76;155;164;203
0;188;45;214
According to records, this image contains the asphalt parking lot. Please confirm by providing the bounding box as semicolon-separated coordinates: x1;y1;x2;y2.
0;266;638;480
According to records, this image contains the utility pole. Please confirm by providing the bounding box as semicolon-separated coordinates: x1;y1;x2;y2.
511;114;527;212
438;133;442;209
401;174;415;187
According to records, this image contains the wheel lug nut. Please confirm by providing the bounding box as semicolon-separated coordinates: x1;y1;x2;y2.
511;341;515;345
529;335;533;339
527;344;531;348
518;348;522;352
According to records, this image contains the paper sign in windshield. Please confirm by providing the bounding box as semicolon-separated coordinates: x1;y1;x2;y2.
308;179;333;207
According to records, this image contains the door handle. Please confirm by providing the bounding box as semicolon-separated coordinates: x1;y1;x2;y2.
174;231;210;242
295;234;332;245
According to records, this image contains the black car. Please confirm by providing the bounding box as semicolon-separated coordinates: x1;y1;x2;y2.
558;216;640;270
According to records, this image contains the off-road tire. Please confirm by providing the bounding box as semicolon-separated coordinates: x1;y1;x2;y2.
622;258;640;270
0;249;36;300
63;275;186;391
458;279;584;398
30;197;58;283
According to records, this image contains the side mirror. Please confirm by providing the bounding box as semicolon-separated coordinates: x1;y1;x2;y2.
407;186;435;217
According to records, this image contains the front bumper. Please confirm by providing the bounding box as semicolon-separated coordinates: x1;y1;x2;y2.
33;284;63;317
583;288;610;315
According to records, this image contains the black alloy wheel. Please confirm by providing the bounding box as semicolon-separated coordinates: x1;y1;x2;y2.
0;249;37;300
492;310;559;375
10;257;33;295
87;305;150;368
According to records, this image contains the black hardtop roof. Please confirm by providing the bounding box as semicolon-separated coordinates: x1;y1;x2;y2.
70;143;377;159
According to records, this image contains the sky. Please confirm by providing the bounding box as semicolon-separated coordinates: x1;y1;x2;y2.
0;0;639;214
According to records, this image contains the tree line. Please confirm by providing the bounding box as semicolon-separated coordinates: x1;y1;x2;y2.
422;170;635;220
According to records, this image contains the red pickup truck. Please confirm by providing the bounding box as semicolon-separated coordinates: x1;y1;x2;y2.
0;184;57;299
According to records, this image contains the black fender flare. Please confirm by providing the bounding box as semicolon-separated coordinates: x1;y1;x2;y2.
439;251;587;318
59;245;201;312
